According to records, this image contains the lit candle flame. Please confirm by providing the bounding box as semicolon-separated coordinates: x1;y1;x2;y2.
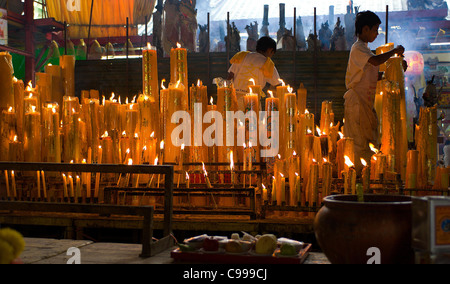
13;135;18;142
316;127;322;136
202;162;208;177
230;151;234;170
181;143;185;151
161;79;167;90
210;97;214;105
26;81;33;92
361;158;367;167
268;90;274;98
150;132;155;138
102;131;109;138
154;157;159;165
128;158;133;165
344;155;354;168
305;109;310;115
186;172;190;180
197;79;202;87
278;79;286;86
249;78;256;86
288;86;293;93
177;42;181;48
369;143;379;154
160;140;164;150
338;132;344;139
323;158;328;163
110;93;115;101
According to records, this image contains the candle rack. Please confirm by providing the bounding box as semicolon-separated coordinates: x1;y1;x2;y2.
261;171;449;217
103;185;257;220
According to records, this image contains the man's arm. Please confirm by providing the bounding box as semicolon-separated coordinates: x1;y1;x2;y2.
368;45;405;67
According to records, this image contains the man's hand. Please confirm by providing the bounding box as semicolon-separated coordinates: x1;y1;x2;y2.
394;45;405;56
402;60;408;72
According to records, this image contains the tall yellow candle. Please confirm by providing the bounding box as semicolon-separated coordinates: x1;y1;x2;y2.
284;87;297;159
165;81;185;164
36;72;52;106
189;81;208;178
11;170;16;198
383;54;407;179
42;103;61;163
4;170;10;198
170;43;188;111
160;80;169;144
0;52;13;110
45;63;63;112
244;88;260;169
60;55;76;97
265;91;280;173
105;93;120;133
13;78;24;141
320;101;334;136
361;158;370;193
405;150;419;190
336;134;354;175
322;159;333;198
308;160;319;206
62;173;68;198
1;107;17;161
24;106;41;162
276;80;289;159
297;83;307;115
217;81;236;183
142;43;159;104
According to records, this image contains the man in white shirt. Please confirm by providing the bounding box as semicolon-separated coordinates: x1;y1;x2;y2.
344;11;405;174
228;36;281;111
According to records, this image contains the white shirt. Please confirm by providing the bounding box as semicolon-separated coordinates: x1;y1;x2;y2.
345;39;379;107
228;52;280;95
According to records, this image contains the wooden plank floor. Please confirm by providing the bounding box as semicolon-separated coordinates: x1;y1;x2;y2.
19;237;330;264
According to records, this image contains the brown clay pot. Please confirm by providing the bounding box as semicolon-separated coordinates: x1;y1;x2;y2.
314;194;414;264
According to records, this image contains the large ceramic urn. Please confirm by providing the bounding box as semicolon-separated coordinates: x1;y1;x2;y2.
314;194;414;264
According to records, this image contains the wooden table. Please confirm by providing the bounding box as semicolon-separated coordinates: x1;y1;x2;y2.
19;237;330;264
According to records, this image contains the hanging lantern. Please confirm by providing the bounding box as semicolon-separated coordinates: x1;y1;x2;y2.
404;51;424;76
